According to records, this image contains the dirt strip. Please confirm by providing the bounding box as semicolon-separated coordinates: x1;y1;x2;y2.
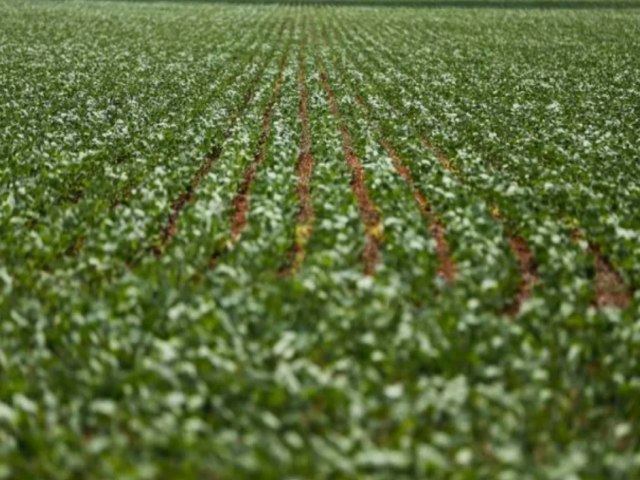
503;234;539;316
351;90;455;282
571;228;631;309
570;230;631;309
380;138;456;283
280;51;315;277
420;138;539;314
591;243;631;309
322;24;539;312
421;138;457;175
208;49;289;268
153;146;222;256
152;51;279;257
319;71;383;276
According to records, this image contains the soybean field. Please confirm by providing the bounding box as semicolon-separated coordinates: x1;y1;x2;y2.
1;0;640;478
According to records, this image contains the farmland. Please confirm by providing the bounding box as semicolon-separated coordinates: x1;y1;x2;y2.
1;0;640;477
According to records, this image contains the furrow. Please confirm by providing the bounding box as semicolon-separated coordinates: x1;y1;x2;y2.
420;137;539;314
591;243;631;309
103;20;280;212
60;19;287;268
503;234;539;316
379;137;456;283
344;18;631;314
334;17;538;313
349;88;455;283
318;70;383;276
154;145;222;256
570;230;631;309
153;37;281;257
571;228;632;309
420;137;458;177
208;48;290;268
280;48;315;277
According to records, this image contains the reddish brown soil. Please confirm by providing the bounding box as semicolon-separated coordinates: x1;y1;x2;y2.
420;133;542;312
280;52;315;277
152;49;279;257
380;139;456;283
503;234;539;316
588;242;630;309
230;52;288;240
351;93;455;282
570;229;630;309
154;146;221;256
421;137;455;173
115;38;281;214
209;50;289;268
320;73;382;276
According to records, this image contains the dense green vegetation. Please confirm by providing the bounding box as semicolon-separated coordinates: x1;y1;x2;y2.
1;0;639;477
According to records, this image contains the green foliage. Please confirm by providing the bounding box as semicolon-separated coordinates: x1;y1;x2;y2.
1;0;639;478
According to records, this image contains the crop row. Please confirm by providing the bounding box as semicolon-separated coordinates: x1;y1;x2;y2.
1;2;640;478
